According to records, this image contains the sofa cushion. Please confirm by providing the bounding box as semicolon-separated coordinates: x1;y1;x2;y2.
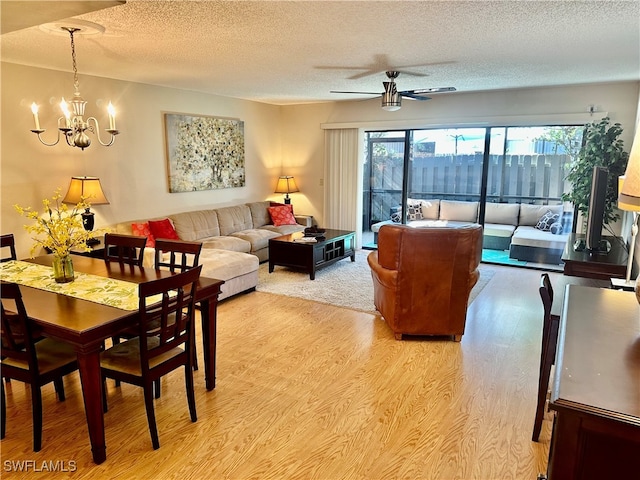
260;224;305;235
170;210;220;242
217;205;253;236
201;235;251;253
231;228;280;252
268;205;297;226
439;200;479;222
131;222;155;247
249;201;274;228
519;204;563;227
148;218;180;240
485;203;520;226
197;249;259;281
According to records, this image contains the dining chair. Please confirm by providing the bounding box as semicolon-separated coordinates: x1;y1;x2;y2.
154;238;203;273
115;238;204;385
0;234;17;262
0;282;79;452
532;273;561;442
103;233;147;266
154;239;203;372
100;265;202;450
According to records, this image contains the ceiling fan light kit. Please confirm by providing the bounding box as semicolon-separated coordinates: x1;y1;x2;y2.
382;90;401;111
331;70;456;112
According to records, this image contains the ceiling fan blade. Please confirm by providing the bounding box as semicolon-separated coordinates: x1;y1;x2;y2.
409;87;457;94
400;92;431;101
330;90;381;95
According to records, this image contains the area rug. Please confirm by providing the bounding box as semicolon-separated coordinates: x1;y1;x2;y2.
257;250;495;314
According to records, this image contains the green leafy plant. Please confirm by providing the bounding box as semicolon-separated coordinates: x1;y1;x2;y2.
562;117;629;232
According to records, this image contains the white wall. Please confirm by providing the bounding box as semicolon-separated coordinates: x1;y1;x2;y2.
2;62;285;258
2;60;639;258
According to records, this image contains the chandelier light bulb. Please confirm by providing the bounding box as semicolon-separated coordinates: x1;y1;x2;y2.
59;98;71;127
30;103;41;130
107;102;116;130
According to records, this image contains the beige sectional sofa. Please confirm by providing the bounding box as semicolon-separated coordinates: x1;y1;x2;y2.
110;201;306;300
371;199;569;265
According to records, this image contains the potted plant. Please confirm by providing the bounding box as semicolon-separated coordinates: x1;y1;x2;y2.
562;116;629;234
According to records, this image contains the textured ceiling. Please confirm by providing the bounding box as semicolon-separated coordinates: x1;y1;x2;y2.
1;0;639;105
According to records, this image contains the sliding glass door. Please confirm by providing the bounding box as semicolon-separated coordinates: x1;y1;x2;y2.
362;124;582;269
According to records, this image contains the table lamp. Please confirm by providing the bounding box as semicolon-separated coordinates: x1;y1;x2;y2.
62;176;110;232
274;175;299;204
616;127;640;292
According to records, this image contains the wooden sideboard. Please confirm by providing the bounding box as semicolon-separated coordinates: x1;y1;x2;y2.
546;285;640;479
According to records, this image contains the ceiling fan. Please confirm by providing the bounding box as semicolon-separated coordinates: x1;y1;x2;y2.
330;71;456;111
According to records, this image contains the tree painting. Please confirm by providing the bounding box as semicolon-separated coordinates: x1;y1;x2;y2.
165;114;245;192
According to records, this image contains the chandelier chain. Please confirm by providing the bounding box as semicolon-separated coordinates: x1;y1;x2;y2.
66;27;81;94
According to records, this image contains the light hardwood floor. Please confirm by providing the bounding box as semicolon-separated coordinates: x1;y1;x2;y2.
2;265;569;479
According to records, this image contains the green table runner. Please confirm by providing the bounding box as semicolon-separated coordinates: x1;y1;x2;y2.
0;260;142;311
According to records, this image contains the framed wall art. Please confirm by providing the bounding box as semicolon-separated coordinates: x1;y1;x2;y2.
164;113;245;192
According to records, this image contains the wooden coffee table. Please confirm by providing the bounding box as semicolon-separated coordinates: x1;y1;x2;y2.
268;229;356;280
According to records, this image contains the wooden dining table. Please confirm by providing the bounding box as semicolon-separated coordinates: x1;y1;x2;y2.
5;255;224;464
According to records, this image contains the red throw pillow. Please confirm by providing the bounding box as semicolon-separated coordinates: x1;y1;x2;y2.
268;205;297;226
270;201;294;215
148;218;180;241
131;222;156;248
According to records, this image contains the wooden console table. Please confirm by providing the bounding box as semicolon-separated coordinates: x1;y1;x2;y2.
546;285;640;479
561;233;627;279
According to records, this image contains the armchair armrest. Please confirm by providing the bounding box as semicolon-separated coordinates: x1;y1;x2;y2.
367;251;398;290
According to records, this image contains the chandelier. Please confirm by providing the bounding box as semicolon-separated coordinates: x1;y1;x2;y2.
29;27;119;150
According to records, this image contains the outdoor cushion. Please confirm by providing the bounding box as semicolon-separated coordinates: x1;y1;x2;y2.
511;226;568;250
519;204;563;226
439;200;479;222
485;203;520;226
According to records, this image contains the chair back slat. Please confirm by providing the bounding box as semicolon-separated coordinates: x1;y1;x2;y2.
104;233;147;266
0;234;17;263
154;239;203;273
137;265;202;371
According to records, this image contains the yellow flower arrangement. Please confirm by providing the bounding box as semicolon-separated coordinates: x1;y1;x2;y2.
14;188;95;258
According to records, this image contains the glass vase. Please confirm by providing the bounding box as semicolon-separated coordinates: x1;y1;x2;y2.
52;255;75;283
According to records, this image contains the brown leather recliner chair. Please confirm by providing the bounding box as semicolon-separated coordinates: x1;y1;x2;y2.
367;223;483;341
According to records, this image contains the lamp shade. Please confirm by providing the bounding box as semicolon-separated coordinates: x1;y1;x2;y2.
274;176;300;194
618;176;640;212
619;128;640;208
62;176;110;205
